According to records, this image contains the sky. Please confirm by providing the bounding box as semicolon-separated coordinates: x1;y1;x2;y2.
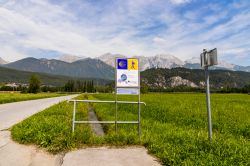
0;0;249;66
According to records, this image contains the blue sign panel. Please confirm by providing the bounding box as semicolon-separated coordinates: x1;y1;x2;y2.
117;88;139;95
117;59;128;70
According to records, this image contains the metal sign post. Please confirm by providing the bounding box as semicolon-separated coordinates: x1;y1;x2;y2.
115;58;141;139
69;57;145;140
200;48;218;142
205;63;212;142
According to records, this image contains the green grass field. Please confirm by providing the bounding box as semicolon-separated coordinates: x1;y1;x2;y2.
11;93;250;165
0;92;67;104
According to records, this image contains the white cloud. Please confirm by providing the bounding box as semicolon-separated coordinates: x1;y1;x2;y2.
0;0;158;60
0;0;249;65
153;37;167;45
170;0;191;5
0;46;27;62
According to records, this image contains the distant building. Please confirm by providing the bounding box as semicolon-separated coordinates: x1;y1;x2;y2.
5;83;18;88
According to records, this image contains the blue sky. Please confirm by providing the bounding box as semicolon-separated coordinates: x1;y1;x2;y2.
0;0;249;66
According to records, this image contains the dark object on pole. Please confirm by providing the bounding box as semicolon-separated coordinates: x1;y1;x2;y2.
201;48;218;67
200;48;218;142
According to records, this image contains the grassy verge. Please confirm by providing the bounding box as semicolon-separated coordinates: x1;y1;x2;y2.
91;93;250;165
11;93;250;165
11;94;139;153
0;92;68;104
11;95;92;153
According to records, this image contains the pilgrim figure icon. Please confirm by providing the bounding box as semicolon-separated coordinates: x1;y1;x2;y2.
128;59;138;70
131;61;135;69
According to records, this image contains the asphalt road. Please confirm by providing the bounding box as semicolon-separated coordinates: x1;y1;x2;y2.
0;94;78;130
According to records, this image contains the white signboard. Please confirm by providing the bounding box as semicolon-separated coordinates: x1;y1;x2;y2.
116;58;139;88
117;88;139;95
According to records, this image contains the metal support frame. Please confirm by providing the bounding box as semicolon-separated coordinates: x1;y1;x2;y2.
69;100;146;105
69;99;146;137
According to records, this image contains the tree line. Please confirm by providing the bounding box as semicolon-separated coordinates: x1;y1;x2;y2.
64;80;95;92
0;74;111;93
0;74;249;94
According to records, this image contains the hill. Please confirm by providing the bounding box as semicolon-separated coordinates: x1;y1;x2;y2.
141;68;250;90
2;64;250;90
0;66;111;86
4;57;114;80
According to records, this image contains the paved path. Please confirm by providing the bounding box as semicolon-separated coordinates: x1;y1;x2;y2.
0;131;63;166
0;95;78;130
0;95;161;166
62;147;160;166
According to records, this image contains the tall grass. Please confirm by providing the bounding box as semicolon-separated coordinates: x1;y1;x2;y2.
91;93;250;165
11;93;250;165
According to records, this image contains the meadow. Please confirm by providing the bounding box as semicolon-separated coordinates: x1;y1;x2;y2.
11;93;250;165
0;92;66;104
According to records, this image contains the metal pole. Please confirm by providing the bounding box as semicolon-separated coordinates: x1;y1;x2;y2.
72;100;76;132
115;93;118;134
115;58;118;134
138;59;141;140
205;66;212;142
138;92;141;140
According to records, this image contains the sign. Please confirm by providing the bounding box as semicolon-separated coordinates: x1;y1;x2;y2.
114;57;142;139
200;48;218;142
200;48;218;68
117;88;139;95
116;58;139;87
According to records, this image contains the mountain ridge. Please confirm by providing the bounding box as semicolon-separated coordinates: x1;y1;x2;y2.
0;66;110;86
1;65;249;90
58;54;86;63
96;53;250;72
141;67;250;90
4;57;114;80
2;54;250;78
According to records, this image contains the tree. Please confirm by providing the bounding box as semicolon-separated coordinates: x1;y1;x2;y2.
64;80;75;92
28;74;41;93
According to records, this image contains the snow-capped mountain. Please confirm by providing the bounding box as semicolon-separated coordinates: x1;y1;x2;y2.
58;55;86;63
184;57;200;64
4;54;249;74
184;56;240;70
97;53;184;70
217;61;236;70
97;54;250;72
146;54;184;70
97;53;126;67
135;54;184;70
184;57;201;69
0;57;8;64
